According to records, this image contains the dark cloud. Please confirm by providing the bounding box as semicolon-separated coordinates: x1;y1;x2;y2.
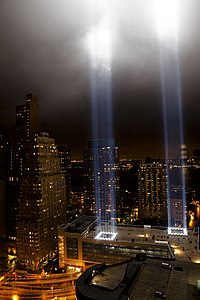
0;0;200;158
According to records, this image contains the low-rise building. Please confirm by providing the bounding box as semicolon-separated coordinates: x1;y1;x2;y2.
58;216;174;270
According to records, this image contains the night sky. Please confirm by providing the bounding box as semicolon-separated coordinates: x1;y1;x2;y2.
0;0;200;159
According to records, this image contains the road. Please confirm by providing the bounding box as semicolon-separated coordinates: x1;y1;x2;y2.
0;271;79;299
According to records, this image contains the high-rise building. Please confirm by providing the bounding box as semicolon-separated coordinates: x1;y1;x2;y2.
0;135;7;240
167;146;188;235
16;133;66;268
16;93;39;145
167;165;188;233
177;144;188;165
83;139;119;224
7;94;39;239
66;160;85;221
5;93;67;268
58;145;71;203
118;159;139;222
138;158;167;225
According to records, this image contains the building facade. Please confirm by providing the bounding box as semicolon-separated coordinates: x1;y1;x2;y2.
4;93;67;268
7;93;39;240
58;216;173;270
58;144;71;213
16;133;66;268
83;139;119;224
138;158;168;225
0;135;8;240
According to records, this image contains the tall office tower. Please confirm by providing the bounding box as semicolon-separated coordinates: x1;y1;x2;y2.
177;144;188;165
70;160;84;220
7;94;39;239
166;145;188;235
16;133;66;269
58;144;71;208
16;93;39;146
83;140;119;224
118;159;139;221
168;165;189;230
138;158;168;225
0;135;7;240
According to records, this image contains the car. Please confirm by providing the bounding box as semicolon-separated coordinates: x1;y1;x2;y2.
161;262;172;270
154;291;166;298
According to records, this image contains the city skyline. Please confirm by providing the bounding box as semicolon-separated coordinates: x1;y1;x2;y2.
1;0;200;159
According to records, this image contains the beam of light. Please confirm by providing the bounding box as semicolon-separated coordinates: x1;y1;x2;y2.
87;1;112;74
174;45;187;234
88;15;111;73
87;1;116;235
155;0;178;41
155;0;187;236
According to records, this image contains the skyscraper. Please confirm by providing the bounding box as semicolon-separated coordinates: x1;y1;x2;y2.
7;93;39;239
138;158;167;225
0;135;7;240
177;144;188;165
58;144;71;210
16;133;66;268
5;93;67;269
83;139;119;226
167;146;188;235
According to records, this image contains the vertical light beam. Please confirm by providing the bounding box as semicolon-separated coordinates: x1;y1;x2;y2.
155;0;187;235
155;0;178;41
87;1;116;235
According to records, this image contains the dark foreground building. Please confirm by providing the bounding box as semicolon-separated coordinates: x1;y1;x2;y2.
76;259;140;300
76;258;200;300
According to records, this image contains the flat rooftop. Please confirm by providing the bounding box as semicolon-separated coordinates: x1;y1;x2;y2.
76;258;200;300
130;259;200;300
76;259;141;300
60;216;200;263
61;215;97;234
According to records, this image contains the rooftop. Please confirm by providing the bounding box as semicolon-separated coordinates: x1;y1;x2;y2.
59;216;200;263
76;258;200;300
76;259;140;300
60;215;98;234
